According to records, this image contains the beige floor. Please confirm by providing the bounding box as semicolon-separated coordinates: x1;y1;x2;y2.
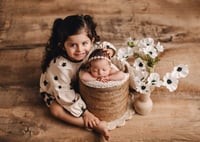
0;86;199;142
0;43;199;142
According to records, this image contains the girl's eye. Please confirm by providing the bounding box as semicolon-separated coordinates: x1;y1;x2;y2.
70;43;76;47
83;42;88;46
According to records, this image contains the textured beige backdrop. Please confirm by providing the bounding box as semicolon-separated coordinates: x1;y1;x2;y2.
0;0;200;90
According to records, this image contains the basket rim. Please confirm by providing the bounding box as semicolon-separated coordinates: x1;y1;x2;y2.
79;73;129;88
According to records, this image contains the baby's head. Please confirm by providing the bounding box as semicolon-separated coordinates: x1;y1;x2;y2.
88;49;112;78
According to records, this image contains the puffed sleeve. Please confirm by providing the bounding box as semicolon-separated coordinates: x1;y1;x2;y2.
95;41;117;56
101;41;116;55
46;57;86;117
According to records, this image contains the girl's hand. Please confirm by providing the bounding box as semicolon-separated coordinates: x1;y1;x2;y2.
82;110;100;128
102;48;115;57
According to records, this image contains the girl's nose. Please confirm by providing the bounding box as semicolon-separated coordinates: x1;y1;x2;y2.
76;45;82;51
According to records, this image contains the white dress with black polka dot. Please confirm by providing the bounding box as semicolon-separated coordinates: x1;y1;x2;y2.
40;56;86;118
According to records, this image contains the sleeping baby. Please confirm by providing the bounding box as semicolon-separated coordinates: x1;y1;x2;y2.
80;48;125;83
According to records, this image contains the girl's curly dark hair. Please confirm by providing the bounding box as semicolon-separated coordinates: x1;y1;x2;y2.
41;15;100;73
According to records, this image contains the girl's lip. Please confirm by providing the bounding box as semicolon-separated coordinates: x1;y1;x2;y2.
74;52;86;59
75;52;85;55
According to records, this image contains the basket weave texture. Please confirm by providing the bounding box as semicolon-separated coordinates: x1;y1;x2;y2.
79;78;129;121
79;59;130;121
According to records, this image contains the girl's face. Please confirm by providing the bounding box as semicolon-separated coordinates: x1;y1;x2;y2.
64;32;93;61
90;59;111;78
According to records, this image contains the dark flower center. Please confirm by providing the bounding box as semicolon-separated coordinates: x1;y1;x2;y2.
139;62;143;67
152;80;156;85
141;86;146;90
43;80;48;86
177;67;182;72
62;62;66;67
167;79;172;84
149;51;153;55
54;76;58;80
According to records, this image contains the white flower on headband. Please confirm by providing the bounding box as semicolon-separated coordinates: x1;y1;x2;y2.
88;56;111;63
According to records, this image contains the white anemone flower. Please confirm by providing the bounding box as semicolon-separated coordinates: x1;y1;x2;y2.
117;47;132;61
143;45;158;58
163;73;179;92
171;64;189;78
136;81;151;95
127;47;134;56
156;42;164;52
134;70;149;84
133;58;146;71
138;38;154;49
147;73;162;87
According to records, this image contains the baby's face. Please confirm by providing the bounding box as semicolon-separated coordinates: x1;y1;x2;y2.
90;59;111;78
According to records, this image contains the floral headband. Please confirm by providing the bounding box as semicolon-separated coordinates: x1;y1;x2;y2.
88;55;111;63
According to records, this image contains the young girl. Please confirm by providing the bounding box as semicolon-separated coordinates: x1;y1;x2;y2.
80;48;125;82
40;15;114;140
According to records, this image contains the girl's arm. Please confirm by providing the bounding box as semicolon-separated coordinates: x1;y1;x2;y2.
42;57;100;128
94;41;116;57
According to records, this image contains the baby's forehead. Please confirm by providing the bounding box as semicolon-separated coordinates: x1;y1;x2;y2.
90;59;111;66
91;58;110;63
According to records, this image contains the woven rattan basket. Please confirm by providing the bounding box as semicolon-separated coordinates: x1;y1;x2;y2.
79;59;130;121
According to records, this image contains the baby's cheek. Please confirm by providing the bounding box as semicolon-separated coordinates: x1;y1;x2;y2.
91;72;98;77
